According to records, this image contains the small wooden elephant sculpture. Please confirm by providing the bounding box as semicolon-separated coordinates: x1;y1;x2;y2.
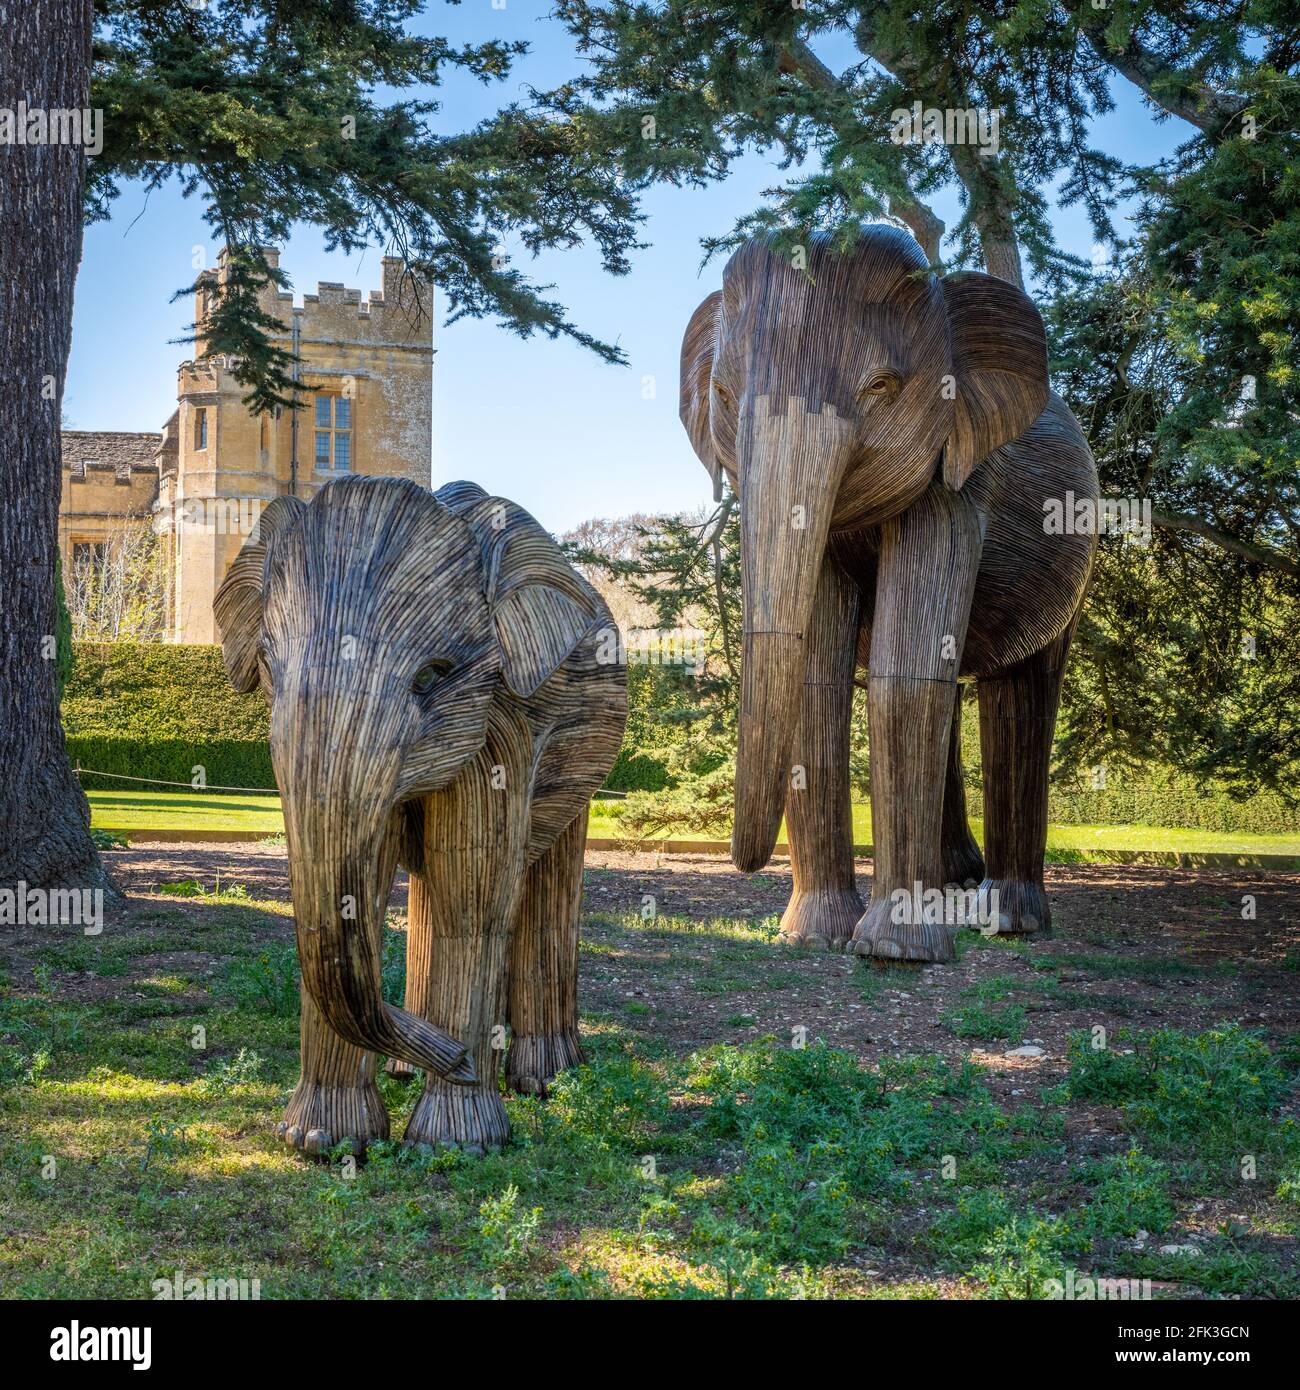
215;476;627;1153
681;226;1099;963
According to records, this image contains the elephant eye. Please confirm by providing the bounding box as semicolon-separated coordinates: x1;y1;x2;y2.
412;659;453;696
712;380;736;411
859;371;900;401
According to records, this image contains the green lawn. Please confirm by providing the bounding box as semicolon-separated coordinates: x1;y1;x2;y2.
88;790;285;834
844;806;1300;859
89;789;1300;860
2;884;1297;1298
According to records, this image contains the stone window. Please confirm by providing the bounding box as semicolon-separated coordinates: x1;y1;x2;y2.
194;408;208;451
73;541;106;571
313;393;353;471
71;541;107;600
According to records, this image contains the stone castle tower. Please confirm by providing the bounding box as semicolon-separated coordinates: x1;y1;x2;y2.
58;249;434;642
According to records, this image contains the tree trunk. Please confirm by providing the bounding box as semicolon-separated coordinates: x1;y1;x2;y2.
0;1;115;901
949;145;1025;289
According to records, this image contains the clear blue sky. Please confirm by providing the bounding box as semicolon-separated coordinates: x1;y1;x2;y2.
65;5;1186;534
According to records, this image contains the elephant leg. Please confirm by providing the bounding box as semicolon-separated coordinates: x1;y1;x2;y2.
941;682;986;887
976;624;1074;937
403;707;533;1154
277;987;389;1157
850;483;981;963
778;552;863;950
506;810;588;1096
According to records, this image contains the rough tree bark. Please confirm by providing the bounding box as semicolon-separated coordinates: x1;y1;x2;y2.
948;143;1025;288
0;0;115;900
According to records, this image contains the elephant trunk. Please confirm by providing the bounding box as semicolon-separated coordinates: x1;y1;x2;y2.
731;397;847;872
276;704;474;1083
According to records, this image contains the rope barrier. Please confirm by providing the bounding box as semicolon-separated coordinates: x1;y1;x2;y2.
73;765;629;798
74;766;281;794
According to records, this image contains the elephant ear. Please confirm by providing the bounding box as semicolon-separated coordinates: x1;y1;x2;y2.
680;290;724;501
213;495;306;692
461;505;608;700
493;580;601;699
941;272;1049;490
444;488;607;699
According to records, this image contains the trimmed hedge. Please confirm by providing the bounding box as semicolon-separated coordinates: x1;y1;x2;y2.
64;642;268;740
67;736;276;793
1033;784;1296;837
69;736;668;798
64;643;272;793
64;642;673;797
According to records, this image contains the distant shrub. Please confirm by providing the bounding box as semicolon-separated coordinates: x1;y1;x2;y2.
616;764;735;841
381;924;406;1006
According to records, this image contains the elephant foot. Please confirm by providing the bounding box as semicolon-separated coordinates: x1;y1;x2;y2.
506;1028;585;1097
974;879;1051;937
404;1080;509;1156
384;1056;418;1080
849;895;956;964
276;1078;389;1158
777;886;864;951
942;837;986;890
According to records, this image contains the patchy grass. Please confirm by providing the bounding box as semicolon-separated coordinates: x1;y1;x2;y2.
1;852;1297;1300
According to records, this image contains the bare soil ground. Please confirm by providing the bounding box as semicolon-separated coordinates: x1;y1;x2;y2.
84;842;1299;1103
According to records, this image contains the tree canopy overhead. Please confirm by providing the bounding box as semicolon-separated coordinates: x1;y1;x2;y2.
91;0;649;410
546;0;1300;798
549;3;1288;273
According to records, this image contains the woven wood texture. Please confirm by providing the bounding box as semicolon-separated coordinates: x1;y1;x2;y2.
215;477;626;1153
681;226;1099;962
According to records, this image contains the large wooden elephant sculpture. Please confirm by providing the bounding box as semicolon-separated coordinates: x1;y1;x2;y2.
215;476;627;1153
680;225;1098;963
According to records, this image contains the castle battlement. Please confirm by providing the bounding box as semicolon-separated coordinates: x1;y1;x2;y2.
195;248;431;352
62;431;162;483
60;433;161;529
65;461;158;485
277;257;430;347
